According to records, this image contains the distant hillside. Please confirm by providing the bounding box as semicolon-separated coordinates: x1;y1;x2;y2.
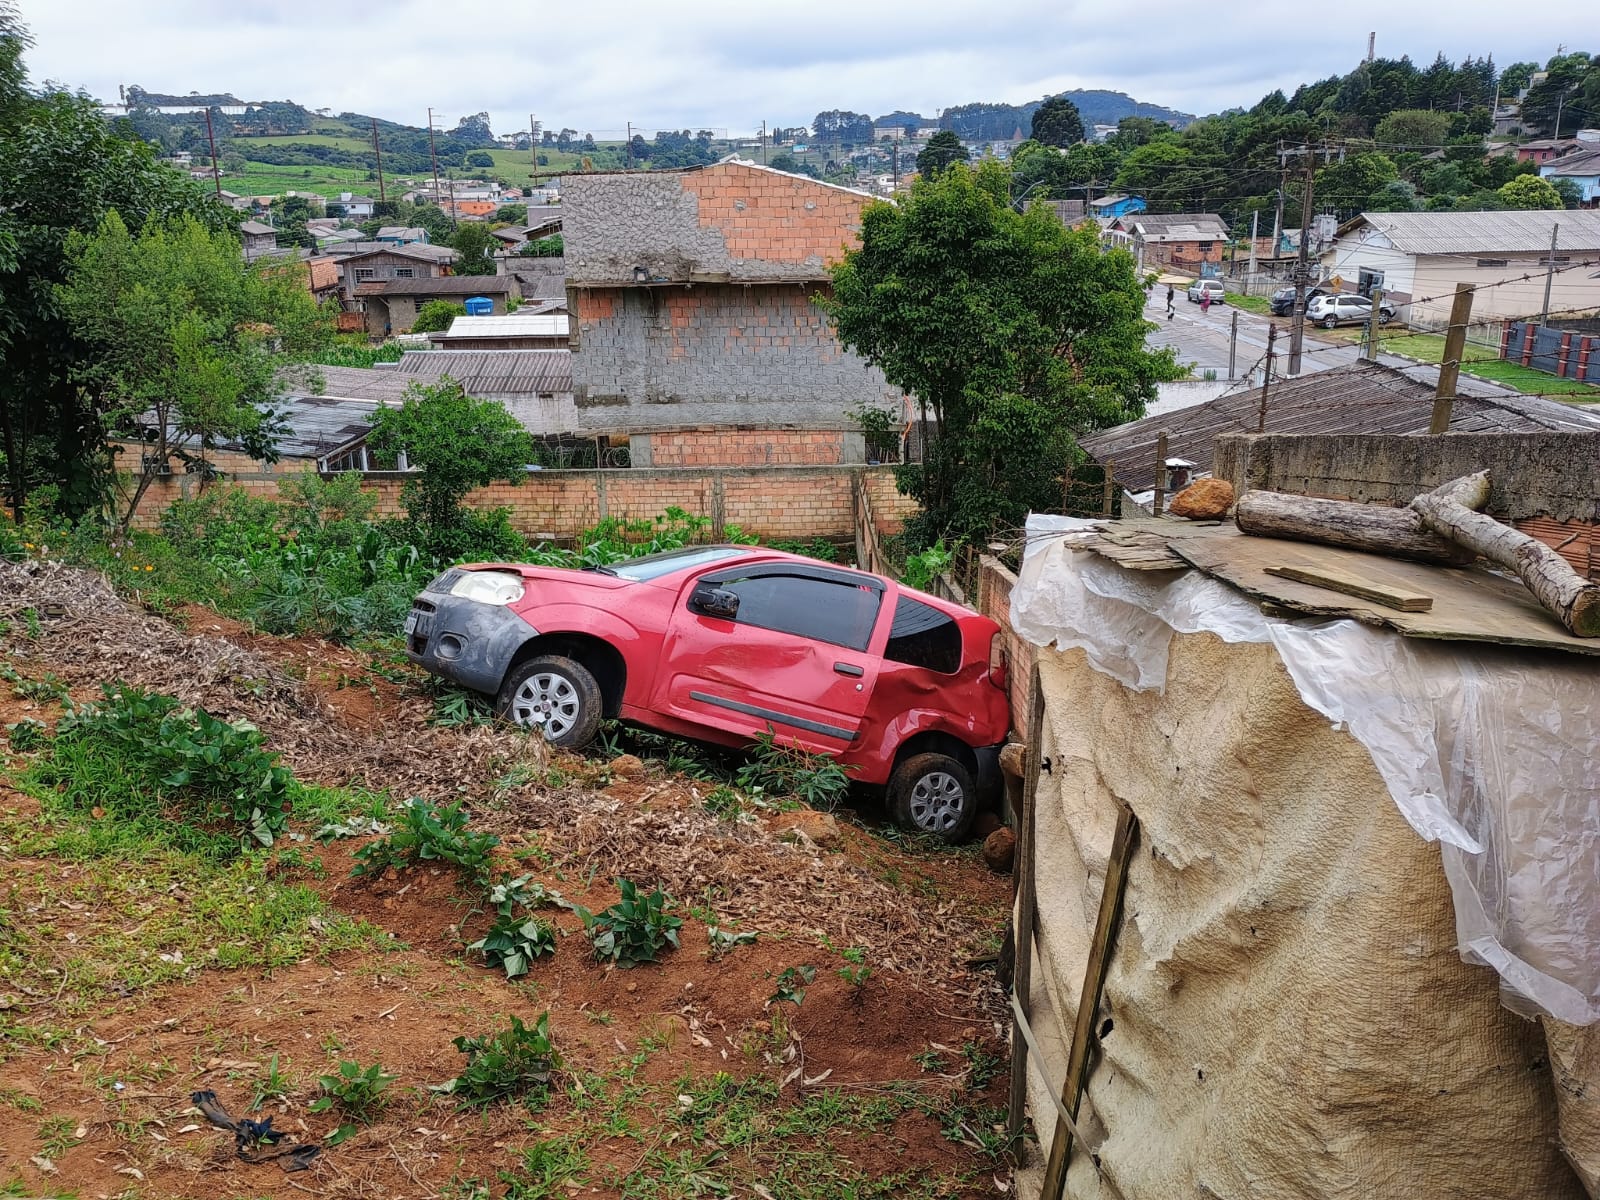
939;90;1193;141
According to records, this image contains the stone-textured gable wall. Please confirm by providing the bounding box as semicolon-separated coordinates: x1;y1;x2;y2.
571;282;901;437
563;162;871;285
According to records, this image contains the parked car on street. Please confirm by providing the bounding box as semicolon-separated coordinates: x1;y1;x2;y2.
1186;279;1225;304
404;547;1012;840
1306;293;1396;329
1269;285;1330;317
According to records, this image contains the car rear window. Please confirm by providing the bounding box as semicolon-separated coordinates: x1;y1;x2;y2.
607;546;749;581
883;596;962;674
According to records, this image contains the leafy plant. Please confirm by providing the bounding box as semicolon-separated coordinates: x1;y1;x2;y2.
768;965;816;1007
309;1059;395;1143
5;719;47;752
351;797;500;884
706;926;758;959
701;786;744;820
900;540;953;592
734;728;852;812
468;874;564;979
572;879;683;968
250;1053;291;1111
435;1012;557;1107
9;672;69;704
837;946;872;991
431;690;493;728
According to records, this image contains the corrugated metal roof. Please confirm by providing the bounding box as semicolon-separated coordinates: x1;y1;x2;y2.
1544;148;1600;176
396;349;572;394
1081;360;1600;492
355;276;515;298
1349;209;1600;255
298;366;415;404
326;242;458;262
437;313;568;337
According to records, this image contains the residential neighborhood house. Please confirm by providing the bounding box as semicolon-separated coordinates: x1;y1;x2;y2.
1106;212;1230;275
356;274;513;337
1540;147;1600;207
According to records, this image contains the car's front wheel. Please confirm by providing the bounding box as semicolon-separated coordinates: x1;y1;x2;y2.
1321;315;1338;329
497;655;603;748
1379;310;1394;325
889;752;979;842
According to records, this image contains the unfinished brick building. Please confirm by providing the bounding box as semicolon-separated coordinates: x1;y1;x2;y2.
562;160;905;467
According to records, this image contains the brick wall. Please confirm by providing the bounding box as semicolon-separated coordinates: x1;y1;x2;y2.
643;428;847;467
114;443;312;528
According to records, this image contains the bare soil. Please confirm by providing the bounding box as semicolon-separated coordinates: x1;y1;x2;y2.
0;561;1016;1198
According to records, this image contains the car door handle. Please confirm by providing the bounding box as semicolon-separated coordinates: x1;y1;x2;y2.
833;662;864;677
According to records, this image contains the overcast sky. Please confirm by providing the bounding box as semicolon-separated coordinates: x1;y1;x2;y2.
13;1;1589;137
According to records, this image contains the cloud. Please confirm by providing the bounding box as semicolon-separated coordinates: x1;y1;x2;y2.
13;0;1590;136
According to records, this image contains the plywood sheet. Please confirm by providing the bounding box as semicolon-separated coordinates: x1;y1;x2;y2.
1169;525;1600;658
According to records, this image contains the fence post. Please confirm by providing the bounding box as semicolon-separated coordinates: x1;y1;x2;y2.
1579;337;1595;384
1500;322;1514;362
1520;322;1538;367
1557;331;1574;378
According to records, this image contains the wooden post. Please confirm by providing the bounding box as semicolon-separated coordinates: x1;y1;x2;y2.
371;117;386;203
1364;288;1383;361
1429;283;1474;435
1101;459;1116;518
1521;321;1538;366
1152;431;1169;517
1557;331;1573;378
1228;309;1239;379
1499;322;1514;362
1039;801;1140;1200
1258;324;1277;433
1006;669;1047;1145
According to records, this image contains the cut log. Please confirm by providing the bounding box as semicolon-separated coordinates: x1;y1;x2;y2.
1235;490;1476;566
1411;472;1600;638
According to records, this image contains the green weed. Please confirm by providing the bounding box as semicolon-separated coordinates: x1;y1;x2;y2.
573;880;682;968
434;1013;557;1108
735;728;851;811
309;1059;395;1143
767;965;815;1007
467;875;562;979
351;797;499;884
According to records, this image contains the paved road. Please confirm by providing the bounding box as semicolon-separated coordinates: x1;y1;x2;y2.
1143;289;1365;379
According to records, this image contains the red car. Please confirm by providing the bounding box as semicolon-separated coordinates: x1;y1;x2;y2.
404;546;1011;840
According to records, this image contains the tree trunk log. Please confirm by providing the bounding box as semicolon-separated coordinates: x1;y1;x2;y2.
1235;490;1477;565
1411;472;1600;638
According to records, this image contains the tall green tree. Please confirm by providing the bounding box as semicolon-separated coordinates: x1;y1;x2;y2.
1497;175;1562;210
825;161;1179;546
1373;109;1450;149
448;222;498;275
0;4;233;515
1030;96;1085;148
916;130;970;179
56;212;332;529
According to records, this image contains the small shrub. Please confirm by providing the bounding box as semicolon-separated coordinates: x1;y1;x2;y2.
837;946;872;991
468;874;563;979
767;965;816;1007
573;879;682;968
901;539;952;592
701;785;744;820
6;719;48;752
309;1059;395;1143
351;797;499;883
734;728;852;812
706;926;758;959
431;690;494;728
435;1012;557;1107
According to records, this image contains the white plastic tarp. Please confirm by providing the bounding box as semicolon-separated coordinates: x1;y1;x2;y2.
1011;514;1600;1026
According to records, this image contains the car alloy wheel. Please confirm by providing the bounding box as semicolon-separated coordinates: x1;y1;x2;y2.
510;671;581;740
909;770;967;834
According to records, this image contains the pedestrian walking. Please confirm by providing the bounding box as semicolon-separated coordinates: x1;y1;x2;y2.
1165;286;1175;321
1200;290;1212;316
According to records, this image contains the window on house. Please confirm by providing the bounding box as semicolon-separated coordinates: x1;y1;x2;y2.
1198;241;1214;252
354;267;375;280
1476;259;1508;268
394;267;415;279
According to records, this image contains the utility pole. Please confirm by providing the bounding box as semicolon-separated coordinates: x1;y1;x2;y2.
203;107;222;198
446;169;457;230
1285;142;1337;376
1269;159;1286;277
891;142;899;191
1364;288;1383;361
1246;209;1259;282
1366;31;1375;64
1541;221;1560;324
761;120;767;165
427;107;441;207
1258;326;1277;432
626;122;632;168
1229;310;1239;379
371;117;386;204
530;114;539;187
1429;284;1474;434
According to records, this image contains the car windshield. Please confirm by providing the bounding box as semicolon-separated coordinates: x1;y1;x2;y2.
600;546;750;582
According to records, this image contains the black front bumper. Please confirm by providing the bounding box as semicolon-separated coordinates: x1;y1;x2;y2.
403;581;537;697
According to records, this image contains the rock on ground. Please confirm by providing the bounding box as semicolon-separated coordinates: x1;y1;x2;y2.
982;827;1017;873
1169;478;1236;520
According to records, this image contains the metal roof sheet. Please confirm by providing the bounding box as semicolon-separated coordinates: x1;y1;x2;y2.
1348;209;1600;255
1080;360;1600;492
396;349;572;394
355;276;515;298
437;312;568;337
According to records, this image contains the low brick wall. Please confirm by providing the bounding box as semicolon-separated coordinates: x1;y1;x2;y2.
638;428;853;467
121;446;918;547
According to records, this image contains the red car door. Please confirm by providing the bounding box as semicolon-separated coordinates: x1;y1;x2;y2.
653;563;887;755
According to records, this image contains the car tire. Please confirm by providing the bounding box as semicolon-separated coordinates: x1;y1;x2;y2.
497;655;603;749
889;752;979;842
1321;316;1338;329
1379;310;1394;325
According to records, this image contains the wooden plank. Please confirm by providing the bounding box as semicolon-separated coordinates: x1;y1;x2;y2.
1040;801;1140;1200
1264;564;1434;612
1007;668;1047;1145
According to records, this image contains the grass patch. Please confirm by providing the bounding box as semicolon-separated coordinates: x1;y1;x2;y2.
1374;329;1600;398
1225;293;1271;315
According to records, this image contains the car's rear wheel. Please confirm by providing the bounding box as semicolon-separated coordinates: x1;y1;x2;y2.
498;655;602;749
889;752;978;842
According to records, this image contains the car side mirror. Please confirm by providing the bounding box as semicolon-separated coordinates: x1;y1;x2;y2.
690;584;740;620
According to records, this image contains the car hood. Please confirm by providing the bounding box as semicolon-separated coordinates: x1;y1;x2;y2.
454;563;634;591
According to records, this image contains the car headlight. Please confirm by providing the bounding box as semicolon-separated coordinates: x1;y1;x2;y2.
450;571;524;606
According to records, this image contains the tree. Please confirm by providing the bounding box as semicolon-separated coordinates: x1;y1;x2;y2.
916;131;969;179
411;300;466;334
1;7;234;516
495;203;528;224
1550;177;1584;209
272;195;316;248
1031;96;1085;148
1498;175;1562;210
825;160;1180;546
1373;108;1449;149
465;151;494;168
412;203;454;243
448;222;497;275
1313;152;1400;218
56;211;331;529
1500;61;1538;95
366;378;534;536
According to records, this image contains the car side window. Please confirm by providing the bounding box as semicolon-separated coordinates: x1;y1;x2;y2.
884;597;962;674
709;573;882;652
